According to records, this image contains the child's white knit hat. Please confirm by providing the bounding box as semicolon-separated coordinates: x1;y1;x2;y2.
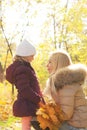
15;39;36;56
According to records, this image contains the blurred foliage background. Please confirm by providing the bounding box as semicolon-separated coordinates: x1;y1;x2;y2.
0;0;87;129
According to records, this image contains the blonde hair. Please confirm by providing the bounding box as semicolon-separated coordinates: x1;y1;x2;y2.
49;50;72;73
13;55;23;61
13;55;28;62
43;50;73;97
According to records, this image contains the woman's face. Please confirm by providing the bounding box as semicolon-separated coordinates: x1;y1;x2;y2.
47;58;56;74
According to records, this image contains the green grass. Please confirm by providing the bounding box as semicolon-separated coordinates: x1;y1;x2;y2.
0;116;21;129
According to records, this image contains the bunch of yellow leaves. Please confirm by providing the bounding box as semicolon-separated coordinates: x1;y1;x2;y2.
36;102;66;130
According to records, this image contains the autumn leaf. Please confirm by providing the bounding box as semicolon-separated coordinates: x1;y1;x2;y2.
0;99;12;121
36;108;49;119
36;102;66;130
37;115;53;130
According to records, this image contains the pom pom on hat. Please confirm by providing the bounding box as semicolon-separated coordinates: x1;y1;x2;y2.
15;39;36;56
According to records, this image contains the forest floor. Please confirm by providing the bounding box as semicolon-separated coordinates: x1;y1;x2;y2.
0;121;35;130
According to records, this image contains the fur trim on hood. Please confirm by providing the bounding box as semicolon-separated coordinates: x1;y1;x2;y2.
53;64;87;90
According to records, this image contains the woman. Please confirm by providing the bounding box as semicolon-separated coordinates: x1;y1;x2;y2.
6;39;44;130
44;50;87;130
44;50;72;98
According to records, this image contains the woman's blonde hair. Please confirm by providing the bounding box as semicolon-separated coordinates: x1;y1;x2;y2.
49;50;72;73
43;50;72;96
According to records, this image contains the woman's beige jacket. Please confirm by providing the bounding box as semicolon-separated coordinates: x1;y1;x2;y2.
44;64;87;128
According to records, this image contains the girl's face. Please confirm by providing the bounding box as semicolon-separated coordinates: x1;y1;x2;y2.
25;55;35;62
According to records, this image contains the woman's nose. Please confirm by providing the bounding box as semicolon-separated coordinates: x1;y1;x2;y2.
46;63;49;68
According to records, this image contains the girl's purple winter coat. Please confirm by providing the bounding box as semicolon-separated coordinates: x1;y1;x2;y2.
6;60;43;117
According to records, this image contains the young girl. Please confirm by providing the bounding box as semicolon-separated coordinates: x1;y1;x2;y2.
6;39;44;130
44;50;87;130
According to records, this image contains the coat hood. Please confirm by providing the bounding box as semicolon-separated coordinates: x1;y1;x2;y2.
6;61;18;84
6;60;30;84
53;64;87;90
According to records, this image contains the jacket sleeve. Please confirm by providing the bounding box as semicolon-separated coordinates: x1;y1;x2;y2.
58;86;75;120
14;66;41;104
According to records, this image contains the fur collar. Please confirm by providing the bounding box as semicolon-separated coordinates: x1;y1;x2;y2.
53;64;87;90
